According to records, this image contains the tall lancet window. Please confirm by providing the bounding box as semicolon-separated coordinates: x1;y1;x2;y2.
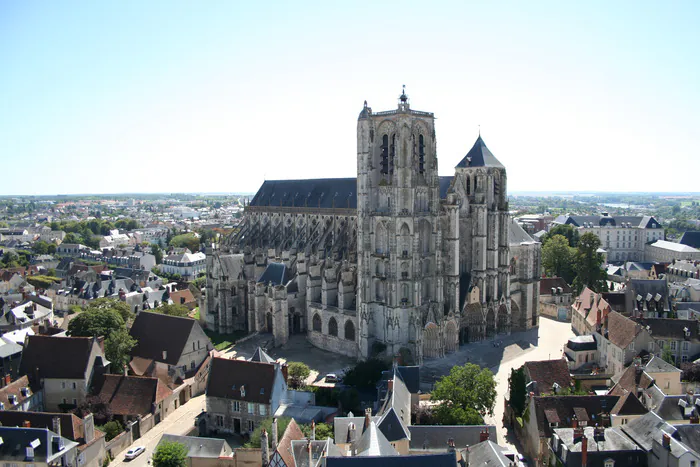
381;134;389;175
418;135;425;174
389;134;396;175
466;176;471;195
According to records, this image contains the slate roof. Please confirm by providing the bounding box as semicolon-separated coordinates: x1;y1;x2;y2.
206;357;276;404
553;214;662;229
0;427;79;463
455;136;504;169
258;262;290;286
159;434;230;459
645;355;682;373
376;408;409;442
379;366;420;394
524;359;572;395
567;335;597;352
250;179;358;210
0;411;85;443
650;240;699;253
325;453;456;467
96;374;170;416
637;318;700;342
250;347;276;364
19;336;97;381
248;177;455;211
540;277;572;295
620;411;669;451
334;416;369;444
670;424;700;457
680;232;700;249
353;420;398;457
655;395;699;421
467;440;512;466
407;425;496;450
509;219;536;244
291;439;342;467
129;311;196;365
610;391;648;416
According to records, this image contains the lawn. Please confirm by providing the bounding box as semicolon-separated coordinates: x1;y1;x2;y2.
205;330;248;351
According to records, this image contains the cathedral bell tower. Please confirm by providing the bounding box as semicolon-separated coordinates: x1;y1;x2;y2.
356;88;443;363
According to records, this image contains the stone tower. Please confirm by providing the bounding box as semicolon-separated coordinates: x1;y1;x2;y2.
356;89;443;362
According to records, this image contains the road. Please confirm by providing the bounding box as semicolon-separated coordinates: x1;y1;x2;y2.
422;317;574;456
110;394;205;467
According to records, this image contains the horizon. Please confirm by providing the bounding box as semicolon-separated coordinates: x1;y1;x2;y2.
2;1;698;195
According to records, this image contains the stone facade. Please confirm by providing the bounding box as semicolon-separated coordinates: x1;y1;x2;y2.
204;91;541;363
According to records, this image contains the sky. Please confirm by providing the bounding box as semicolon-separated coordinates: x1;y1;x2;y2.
1;1;698;196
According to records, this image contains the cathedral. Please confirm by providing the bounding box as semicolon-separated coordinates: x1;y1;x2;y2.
203;90;541;364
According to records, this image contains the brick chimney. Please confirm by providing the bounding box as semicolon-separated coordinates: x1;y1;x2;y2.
387;379;394;392
23;420;31;427
581;435;588;467
662;433;671;449
271;418;278;453
363;408;372;432
52;416;61;437
479;428;489;443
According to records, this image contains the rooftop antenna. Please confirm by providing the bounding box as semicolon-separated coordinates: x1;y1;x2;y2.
478;124;481;137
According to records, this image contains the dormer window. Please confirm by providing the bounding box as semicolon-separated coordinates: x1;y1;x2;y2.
260;388;265;395
240;386;246;398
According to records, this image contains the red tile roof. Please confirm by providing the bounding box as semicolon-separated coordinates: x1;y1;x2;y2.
606;311;642;349
524;359;572;396
96;374;170;416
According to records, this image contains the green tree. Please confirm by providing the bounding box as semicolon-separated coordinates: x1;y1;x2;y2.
433;405;484;425
301;422;334;440
152;441;188;467
287;362;311;389
26;275;61;289
68;307;125;337
342;359;390;389
541;234;575;283
572;232;608;294
431;363;497;418
246;418;292;448
508;366;527;417
544;224;580;248
662;346;676;365
169;233;200;252
85;298;132;323
32;240;51;254
63;232;82;244
155;303;190;317
151;243;163;264
104;329;137;373
98;420;123;441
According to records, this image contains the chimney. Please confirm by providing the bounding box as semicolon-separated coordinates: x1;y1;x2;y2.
662;433;671;449
312;421;316;441
387;379;394;392
23;420;31;427
3;374;9;387
271;418;278;453
52;417;61;437
479;428;489;443
596;309;601;326
123;364;128;377
346;422;356;444
307;439;312;467
581;435;588;467
261;429;269;467
447;438;455;453
363;408;371;432
463;445;470;466
162;350;167;361
83;413;95;443
572;417;579;428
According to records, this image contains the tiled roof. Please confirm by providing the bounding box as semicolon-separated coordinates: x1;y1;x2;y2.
129;311;196;365
606;311;642;348
206;357;276;404
407;425;496;450
96;374;169;416
0;375;33;407
274;419;304;467
610;391;648;416
540;277;572;295
0;411;84;443
170;288;195;305
533;395;620;438
19;336;97;381
524;359;572;395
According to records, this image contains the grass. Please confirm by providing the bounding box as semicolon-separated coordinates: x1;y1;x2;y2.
192;307;200;320
205;329;248;351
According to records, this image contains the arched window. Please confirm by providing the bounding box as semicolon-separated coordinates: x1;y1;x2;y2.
312;313;322;332
381;135;389;175
389;134;396;174
418;135;425;174
466;176;471;195
474;175;478;192
328;317;338;337
402;283;410;302
345;320;355;341
376;222;388;254
399;223;411;257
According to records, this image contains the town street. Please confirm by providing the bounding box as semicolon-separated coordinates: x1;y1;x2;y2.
110;394;205;467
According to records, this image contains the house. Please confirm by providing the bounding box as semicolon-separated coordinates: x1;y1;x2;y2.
128;311;212;381
626;278;671;317
539;277;574;321
268;418;305;467
95;374;173;424
0;294;54;331
666;260;700;283
161;250;206;280
565;336;598;371
597;311;654;376
56;243;89;256
0;374;43;411
0;335;24;378
524;359;573;395
0;412;106;467
549;425;647;467
0;426;79;467
646;240;700;263
170;288;197;310
158;434;233;467
205;357;287;435
571;288;611;336
621;411;700;467
19;335;109;411
639;318;700;365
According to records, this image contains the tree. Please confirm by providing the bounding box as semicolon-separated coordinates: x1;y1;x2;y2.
287;362;311;389
572;232;608;294
104;329;137;373
433;405;484;425
74;394;113;425
85;298;132;323
169;233;200;252
342;359;390;389
32;240;51;254
155;303;190;317
151;243;163;264
98;420;123;441
62;232;82;245
26;275;61;289
508;366;527;417
662;346;676;365
301;422;334;440
431;363;497;419
152;441;188;467
544;224;580;248
541;234;575;283
68;307;125;338
246;418;292;448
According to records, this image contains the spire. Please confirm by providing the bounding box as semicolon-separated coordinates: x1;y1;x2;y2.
399;84;408;103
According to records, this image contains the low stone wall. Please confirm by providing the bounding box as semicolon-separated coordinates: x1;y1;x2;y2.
105;430;133;459
539;301;570;321
307;330;357;358
139;413;155;436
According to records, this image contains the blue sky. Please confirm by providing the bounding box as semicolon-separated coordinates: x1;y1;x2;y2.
1;1;698;195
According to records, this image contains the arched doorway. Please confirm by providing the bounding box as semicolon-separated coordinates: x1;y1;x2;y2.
328;317;338;337
486;308;495;338
497;304;509;334
445;321;458;353
423;323;440;359
266;312;273;334
344;320;355;341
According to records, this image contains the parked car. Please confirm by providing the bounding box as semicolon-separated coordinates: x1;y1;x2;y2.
325;373;339;383
125;446;146;460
